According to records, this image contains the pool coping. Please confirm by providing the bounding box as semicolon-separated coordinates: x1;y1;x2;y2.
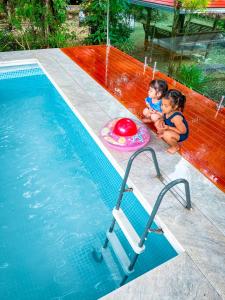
0;48;224;300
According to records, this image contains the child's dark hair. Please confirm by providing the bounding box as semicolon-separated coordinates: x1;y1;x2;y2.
164;89;186;112
150;80;168;98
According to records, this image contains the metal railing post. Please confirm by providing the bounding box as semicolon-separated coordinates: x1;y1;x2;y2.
217;95;225;111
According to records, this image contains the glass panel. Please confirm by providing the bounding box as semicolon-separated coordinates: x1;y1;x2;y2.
109;0;225;103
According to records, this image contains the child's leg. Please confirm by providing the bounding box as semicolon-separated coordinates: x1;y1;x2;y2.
142;108;153;123
151;113;161;123
155;119;165;137
143;108;150;117
162;130;180;154
143;110;161;124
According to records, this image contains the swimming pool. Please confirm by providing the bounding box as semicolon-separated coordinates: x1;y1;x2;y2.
0;62;177;300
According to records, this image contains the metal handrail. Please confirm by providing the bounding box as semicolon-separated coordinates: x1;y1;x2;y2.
140;178;191;247
120;178;192;285
116;147;161;210
92;147;192;287
103;147;161;249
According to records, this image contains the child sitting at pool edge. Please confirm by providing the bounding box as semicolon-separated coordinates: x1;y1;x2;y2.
142;79;168;123
155;89;189;154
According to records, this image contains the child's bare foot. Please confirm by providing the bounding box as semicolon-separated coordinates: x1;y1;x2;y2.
142;118;152;123
166;145;180;154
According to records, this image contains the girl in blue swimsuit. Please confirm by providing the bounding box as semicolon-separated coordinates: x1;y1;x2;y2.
155;89;189;154
142;79;168;123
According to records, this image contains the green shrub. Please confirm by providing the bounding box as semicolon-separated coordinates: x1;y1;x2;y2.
0;0;76;51
82;0;133;48
176;64;211;93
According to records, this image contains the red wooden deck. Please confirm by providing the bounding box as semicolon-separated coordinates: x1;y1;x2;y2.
61;45;225;193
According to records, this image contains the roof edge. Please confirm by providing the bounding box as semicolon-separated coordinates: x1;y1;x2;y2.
129;0;174;11
129;0;225;13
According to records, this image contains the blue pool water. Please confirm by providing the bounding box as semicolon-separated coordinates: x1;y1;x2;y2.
0;64;177;300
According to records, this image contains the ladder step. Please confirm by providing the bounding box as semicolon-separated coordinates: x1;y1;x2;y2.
113;208;145;254
107;231;133;275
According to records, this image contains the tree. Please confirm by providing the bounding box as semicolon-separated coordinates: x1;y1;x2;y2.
179;0;209;10
130;5;162;51
179;0;209;33
82;0;133;50
168;0;209;76
0;0;76;50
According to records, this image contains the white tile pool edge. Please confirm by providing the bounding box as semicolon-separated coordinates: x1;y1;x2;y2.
0;58;185;258
0;59;39;67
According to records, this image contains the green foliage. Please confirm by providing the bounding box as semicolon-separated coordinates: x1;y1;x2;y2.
217;18;225;31
0;0;76;51
179;0;209;10
114;36;134;54
82;0;132;47
0;30;18;51
131;5;163;25
176;64;211;92
175;0;210;35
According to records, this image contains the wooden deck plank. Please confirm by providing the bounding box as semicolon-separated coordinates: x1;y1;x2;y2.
61;45;225;193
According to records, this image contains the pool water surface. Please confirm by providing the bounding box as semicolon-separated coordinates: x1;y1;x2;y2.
0;64;177;300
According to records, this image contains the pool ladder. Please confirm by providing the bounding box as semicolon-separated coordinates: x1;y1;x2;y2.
92;147;192;286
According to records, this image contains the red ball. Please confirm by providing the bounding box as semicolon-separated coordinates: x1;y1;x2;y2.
113;118;137;137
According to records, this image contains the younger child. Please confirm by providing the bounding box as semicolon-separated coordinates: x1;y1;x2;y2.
142;79;168;123
156;89;189;154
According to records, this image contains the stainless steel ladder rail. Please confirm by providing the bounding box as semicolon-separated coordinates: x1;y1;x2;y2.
120;178;192;285
92;147;192;287
103;147;161;250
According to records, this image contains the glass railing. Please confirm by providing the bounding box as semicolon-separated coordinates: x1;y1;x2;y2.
109;0;225;102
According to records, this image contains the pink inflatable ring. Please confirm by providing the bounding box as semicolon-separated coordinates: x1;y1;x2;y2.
100;118;151;151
